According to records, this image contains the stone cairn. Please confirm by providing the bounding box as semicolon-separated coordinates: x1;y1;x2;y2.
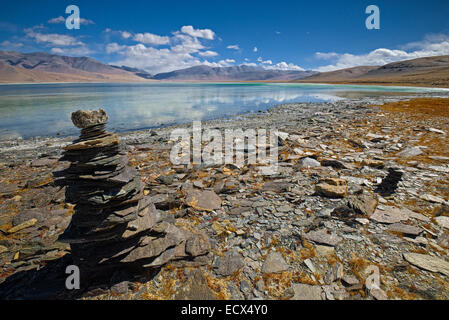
58;109;210;270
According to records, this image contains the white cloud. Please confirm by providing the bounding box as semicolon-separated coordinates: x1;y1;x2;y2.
47;16;94;25
25;28;83;46
266;61;305;71
112;43;203;74
400;33;449;50
257;57;273;64
181;25;215;40
106;42;126;54
47;16;65;24
315;52;339;60
203;59;235;68
109;26;222;74
198;50;219;57
121;31;132;39
50;46;92;56
253;47;258;52
133;32;170;45
315;34;449;72
0;40;23;48
171;33;205;54
227;44;240;50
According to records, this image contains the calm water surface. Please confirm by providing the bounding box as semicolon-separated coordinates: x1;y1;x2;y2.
0;82;446;139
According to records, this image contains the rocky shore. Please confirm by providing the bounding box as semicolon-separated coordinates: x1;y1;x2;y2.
0;94;448;300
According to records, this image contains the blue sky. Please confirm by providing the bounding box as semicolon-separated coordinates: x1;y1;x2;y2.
1;0;449;74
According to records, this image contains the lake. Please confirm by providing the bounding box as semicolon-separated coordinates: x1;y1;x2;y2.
0;82;446;139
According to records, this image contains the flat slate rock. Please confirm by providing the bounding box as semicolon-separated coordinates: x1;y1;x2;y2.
214;250;244;276
387;223;422;236
174;269;217;300
435;216;449;229
347;192;378;216
403;253;449;276
370;206;410;224
304;229;343;246
185;189;222;211
291;284;323;300
262;251;288;273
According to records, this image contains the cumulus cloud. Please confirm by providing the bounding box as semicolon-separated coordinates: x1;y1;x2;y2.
203;59;235;68
0;40;23;48
227;44;240;50
315;34;449;72
25;28;83;46
171;33;205;54
50;46;92;56
109;26;222;74
181;25;215;40
121;31;132;39
48;16;95;25
100;24;309;74
257;57;273;64
198;50;219;57
106;42;127;54
133;32;170;45
112;43;203;74
266;61;305;71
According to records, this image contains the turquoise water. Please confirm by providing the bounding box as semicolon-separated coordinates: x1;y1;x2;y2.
0;82;446;139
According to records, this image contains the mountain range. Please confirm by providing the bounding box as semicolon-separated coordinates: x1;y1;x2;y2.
0;51;152;83
0;50;315;83
298;55;449;87
0;50;448;87
152;65;317;81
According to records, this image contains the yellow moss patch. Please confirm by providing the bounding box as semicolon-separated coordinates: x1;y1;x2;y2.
387;286;420;300
291;271;319;286
263;271;293;298
204;273;230;300
376;98;449;118
349;256;373;282
298;240;317;260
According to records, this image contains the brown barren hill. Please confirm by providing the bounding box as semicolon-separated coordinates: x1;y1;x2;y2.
0;51;153;83
298;55;449;88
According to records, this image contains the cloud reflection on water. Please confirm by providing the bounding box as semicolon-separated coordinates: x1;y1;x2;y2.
0;83;439;139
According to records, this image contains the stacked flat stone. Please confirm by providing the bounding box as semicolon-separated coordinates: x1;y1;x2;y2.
58;109;210;269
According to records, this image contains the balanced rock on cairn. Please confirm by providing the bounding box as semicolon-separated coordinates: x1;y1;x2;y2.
57;109;210;270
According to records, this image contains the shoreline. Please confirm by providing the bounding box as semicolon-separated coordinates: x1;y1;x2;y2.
1;89;449;147
1;80;449;91
1;91;448;156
